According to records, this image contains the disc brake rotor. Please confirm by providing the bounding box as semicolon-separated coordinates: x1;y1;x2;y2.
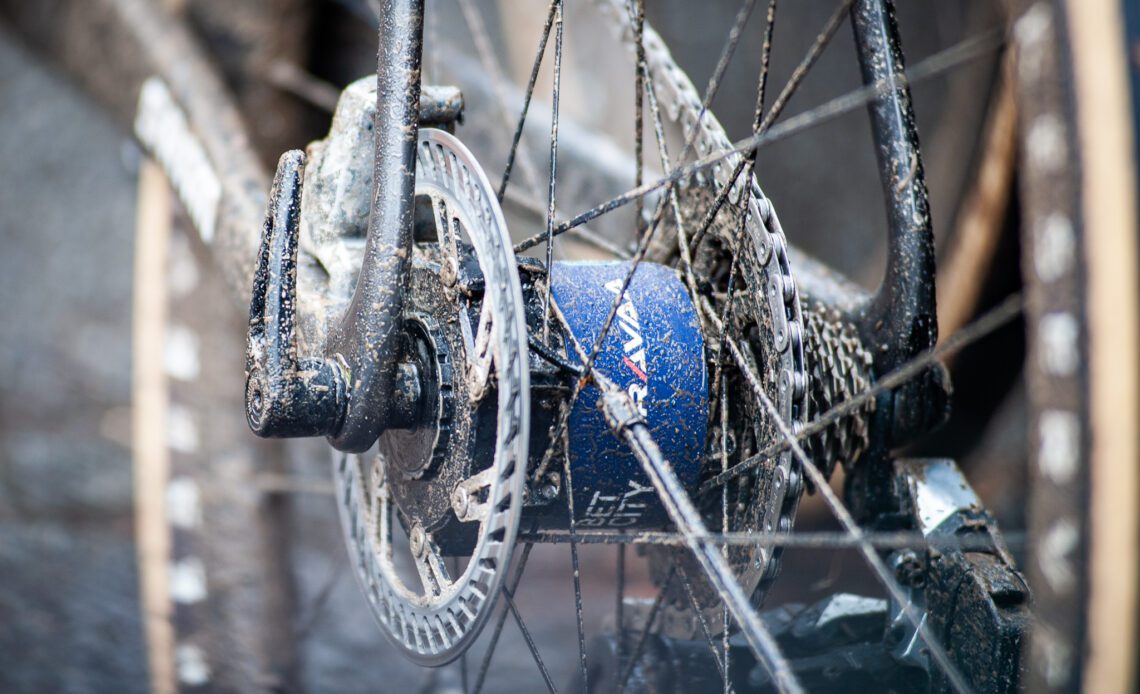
332;128;529;665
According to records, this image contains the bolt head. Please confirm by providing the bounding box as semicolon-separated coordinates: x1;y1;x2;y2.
467;364;487;403
440;257;458;287
244;369;270;432
409;524;427;557
451;486;470;518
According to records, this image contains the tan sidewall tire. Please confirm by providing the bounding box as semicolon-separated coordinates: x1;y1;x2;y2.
1065;0;1140;690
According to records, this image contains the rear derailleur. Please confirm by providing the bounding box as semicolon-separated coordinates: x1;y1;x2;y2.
590;458;1031;693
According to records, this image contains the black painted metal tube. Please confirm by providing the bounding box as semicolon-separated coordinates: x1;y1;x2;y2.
850;0;938;373
326;0;425;452
844;0;949;519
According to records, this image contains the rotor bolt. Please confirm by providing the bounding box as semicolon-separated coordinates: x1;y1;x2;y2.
451;485;470;519
440;257;458;287
409;524;427;558
468;364;487;403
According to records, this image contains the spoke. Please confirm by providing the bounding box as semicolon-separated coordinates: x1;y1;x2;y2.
456;0;543;196
704;200;750;423
498;0;560;201
685;0;762;165
411;535;452;597
653;0;762;269
542;0;565;341
263;59;341;112
425;0;440;83
759;0;853;134
518;528;1026;551
532;167;689;484
472;542;535;694
503;585;558;693
295;554;345;645
700;292;1024;494
688;0;779;256
722;600;731;694
516;0;757;258
615;544;626;673
596;387;802;691
561;425;590;691
631;0;646;238
719;374;732;694
723;333;972;694
532;385;578;483
717;353;736;518
620;0;704;326
691;0;846;257
550;283;1001;689
533;233;678;482
756;0;779;120
616;569;673;694
534;69;701;467
529;333;584;377
503;187;630;259
674;562;729;685
542;305;674;688
513;28;1005;255
549;300;802;690
685;152;750;258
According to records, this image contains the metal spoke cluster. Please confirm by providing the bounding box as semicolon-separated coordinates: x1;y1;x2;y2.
389;0;1012;691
